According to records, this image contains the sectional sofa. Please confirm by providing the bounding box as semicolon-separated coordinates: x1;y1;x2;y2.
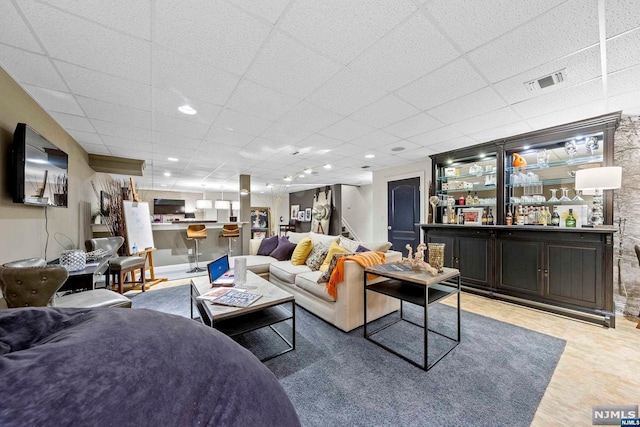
231;232;401;332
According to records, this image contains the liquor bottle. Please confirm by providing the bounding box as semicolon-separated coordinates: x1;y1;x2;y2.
465;191;473;206
481;209;488;225
551;206;560;226
539;207;547;226
473;191;480;205
506;208;513;226
449;207;456;224
565;208;577;227
544;207;552;226
457;208;465;225
459;194;465;206
516;206;525;225
442;207;448;224
487;208;494;225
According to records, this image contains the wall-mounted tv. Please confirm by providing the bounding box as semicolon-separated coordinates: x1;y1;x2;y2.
11;123;69;207
153;198;185;214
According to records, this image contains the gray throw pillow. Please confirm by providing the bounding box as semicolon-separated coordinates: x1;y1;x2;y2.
270;237;297;261
317;252;353;284
257;235;279;256
305;243;328;271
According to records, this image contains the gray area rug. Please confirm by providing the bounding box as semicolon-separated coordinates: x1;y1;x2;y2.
129;285;566;426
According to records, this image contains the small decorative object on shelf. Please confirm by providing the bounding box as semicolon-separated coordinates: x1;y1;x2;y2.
512;153;527;169
427;243;445;273
400;243;438;276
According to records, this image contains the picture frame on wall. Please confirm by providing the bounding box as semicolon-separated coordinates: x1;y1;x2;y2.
297;211;305;221
252;231;266;239
304;207;312;222
250;207;270;233
290;204;300;221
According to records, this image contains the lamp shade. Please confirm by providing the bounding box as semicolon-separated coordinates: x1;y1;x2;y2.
574;166;622;191
214;200;230;210
231;201;240;211
196;199;212;210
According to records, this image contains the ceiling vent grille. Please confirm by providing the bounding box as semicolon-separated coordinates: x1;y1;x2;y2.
525;69;567;92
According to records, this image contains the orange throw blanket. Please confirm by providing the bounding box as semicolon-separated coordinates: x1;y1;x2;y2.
326;252;386;300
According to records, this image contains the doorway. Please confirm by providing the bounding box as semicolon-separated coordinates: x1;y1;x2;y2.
387;177;420;257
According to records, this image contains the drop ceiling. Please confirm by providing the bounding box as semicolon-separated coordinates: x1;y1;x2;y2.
1;0;639;194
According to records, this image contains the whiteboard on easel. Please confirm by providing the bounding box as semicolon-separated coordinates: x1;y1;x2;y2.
122;201;154;254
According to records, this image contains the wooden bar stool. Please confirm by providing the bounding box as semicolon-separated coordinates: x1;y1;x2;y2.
109;256;146;294
186;224;207;273
221;224;240;255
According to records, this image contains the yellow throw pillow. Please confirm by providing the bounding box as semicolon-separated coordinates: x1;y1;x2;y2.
291;237;313;266
319;240;350;272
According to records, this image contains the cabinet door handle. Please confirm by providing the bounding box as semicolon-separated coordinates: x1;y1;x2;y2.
544;270;548;277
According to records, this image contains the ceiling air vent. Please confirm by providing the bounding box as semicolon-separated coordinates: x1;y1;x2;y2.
524;69;567;92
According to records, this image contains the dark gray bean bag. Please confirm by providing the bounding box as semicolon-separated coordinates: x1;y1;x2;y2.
0;307;300;427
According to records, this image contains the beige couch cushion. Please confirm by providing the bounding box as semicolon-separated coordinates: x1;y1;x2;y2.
309;231;340;247
295;271;335;302
339;235;392;252
230;255;275;275
285;231;309;244
269;261;312;284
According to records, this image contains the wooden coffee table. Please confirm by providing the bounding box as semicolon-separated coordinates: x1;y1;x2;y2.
190;271;295;361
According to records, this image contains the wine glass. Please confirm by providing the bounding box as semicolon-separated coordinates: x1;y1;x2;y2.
548;189;559;202
429;196;440;224
572;189;584;201
585;136;599;154
565;140;577;158
559;187;571;202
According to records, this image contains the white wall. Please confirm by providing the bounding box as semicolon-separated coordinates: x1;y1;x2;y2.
251;191;289;235
371;158;432;242
341;185;373;241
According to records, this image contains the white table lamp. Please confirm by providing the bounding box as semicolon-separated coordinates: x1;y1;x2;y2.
574;166;622;225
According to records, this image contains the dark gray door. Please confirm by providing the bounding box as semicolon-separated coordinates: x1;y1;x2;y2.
387;177;420;257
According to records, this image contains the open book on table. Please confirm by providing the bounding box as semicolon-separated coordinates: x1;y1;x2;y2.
197;288;262;308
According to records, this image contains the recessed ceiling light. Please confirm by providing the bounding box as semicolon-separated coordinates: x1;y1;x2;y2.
283;175;293;182
299;174;305;178
323;164;332;169
161;184;167;187
365;154;375;159
168;157;178;162
178;105;197;115
265;182;273;188
523;145;530;150
391;146;405;152
303;167;312;174
479;153;486;159
164;172;171;177
226;127;234;131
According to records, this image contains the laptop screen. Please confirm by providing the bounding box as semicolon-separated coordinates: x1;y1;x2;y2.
207;255;230;283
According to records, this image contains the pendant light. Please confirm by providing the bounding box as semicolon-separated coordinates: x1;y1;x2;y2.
196;186;212;210
215;186;230;210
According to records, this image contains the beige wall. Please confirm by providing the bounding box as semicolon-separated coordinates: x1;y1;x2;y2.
0;67;94;263
341;184;373;242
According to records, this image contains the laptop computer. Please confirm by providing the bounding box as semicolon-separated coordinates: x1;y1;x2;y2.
207;255;234;286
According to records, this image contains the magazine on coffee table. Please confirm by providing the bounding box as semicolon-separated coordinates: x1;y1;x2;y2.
197;287;237;302
210;289;262;308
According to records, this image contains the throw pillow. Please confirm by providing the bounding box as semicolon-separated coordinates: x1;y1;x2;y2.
256;235;279;256
356;245;370;252
305;243;328;271
270;237;297;261
338;235;359;252
286;231;309;245
319;240;350;272
291;237;313;266
309;231;340;247
317;252;352;284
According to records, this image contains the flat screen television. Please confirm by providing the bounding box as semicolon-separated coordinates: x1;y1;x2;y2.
153;198;185;214
11;123;69;207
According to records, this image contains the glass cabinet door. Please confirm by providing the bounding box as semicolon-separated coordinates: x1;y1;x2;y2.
505;132;604;226
434;155;497;225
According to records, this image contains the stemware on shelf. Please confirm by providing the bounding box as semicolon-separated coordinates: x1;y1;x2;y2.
585;136;599;154
572;189;584;202
559;187;571;202
429;196;440;224
564;140;577;158
548;188;559;202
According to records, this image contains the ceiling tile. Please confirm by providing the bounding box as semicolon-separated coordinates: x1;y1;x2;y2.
409;125;464;146
350;94;420;129
152;89;220;126
152;143;199;159
320;117;375;142
49;111;94;133
424;135;478;152
350;131;400;149
226;79;300;121
348;13;459;92
0;44;66;91
305;69;387;116
225;0;289;24
155;0;271;75
469;121;533;143
214;108;274;136
102;135;153;152
428;87;507;124
108;146;153;160
246;32;341;99
608;88;640;115
152;112;211;140
152;47;240;106
607;65;640;97
56;61;151;111
49;0;151;40
77;142;110;155
298;134;344;150
0;1;44;53
259;122;313;145
467;0;599;82
394;58;487;110
605;0;640;38
152;132;202;150
383;113;443;139
22;84;84;115
279;0;415;64
18;0;150;83
90;119;152;142
392;146;438;160
204;126;255;147
425;0;565;52
492;46;601;104
525;100;607;130
379;140;423;155
277;101;343;133
77;96;152;129
68;130;103;145
607;29;640;74
511;79;604;119
452;107;522;136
